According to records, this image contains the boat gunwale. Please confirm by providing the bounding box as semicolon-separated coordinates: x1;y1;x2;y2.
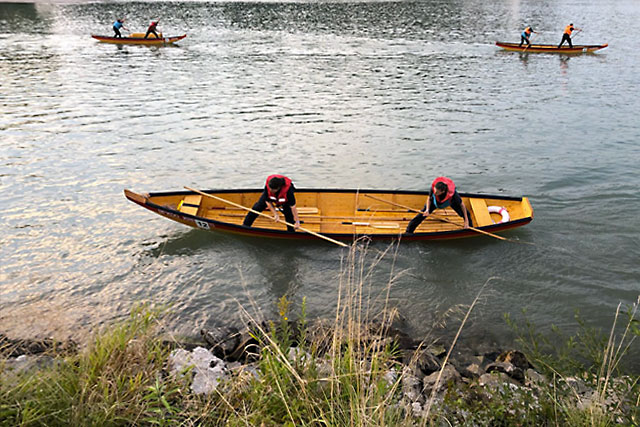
146;188;526;202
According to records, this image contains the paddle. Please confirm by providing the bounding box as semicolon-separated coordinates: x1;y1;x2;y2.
570;29;582;42
184;187;349;248
363;194;508;241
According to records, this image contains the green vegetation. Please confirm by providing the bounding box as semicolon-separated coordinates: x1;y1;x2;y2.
1;250;638;426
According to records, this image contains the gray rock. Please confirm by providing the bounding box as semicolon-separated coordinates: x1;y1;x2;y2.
401;366;423;403
169;346;228;395
485;361;525;383
461;362;484;379
525;368;547;388
422;365;461;396
478;372;520;391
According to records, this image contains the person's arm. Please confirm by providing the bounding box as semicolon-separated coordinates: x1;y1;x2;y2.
461;203;470;229
266;201;279;221
291;205;300;229
422;195;432;217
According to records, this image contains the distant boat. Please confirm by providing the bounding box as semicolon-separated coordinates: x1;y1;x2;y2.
496;41;608;54
124;188;534;243
91;33;186;45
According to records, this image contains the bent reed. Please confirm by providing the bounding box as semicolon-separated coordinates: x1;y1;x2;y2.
1;243;638;426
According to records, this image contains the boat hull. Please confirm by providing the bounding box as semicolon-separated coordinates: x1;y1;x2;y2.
124;188;533;243
496;41;608;54
91;34;186;45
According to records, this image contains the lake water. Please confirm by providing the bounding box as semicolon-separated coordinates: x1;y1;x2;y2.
1;0;638;366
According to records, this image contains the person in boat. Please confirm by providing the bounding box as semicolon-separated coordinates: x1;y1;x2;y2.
242;175;301;232
558;23;581;48
519;26;538;47
112;19;128;38
405;176;471;234
144;20;160;39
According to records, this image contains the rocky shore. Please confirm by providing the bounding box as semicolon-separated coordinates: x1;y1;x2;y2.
4;317;635;424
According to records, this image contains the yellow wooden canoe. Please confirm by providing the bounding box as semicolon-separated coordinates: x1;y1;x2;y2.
91;33;186;45
124;188;533;243
496;41;608;54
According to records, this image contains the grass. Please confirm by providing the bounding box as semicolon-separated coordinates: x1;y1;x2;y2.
1;244;638;426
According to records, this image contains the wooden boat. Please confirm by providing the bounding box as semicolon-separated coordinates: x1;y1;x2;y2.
496;41;608;54
91;33;186;45
124;188;533;243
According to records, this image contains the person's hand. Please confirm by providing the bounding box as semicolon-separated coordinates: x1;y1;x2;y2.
272;212;280;222
294;220;301;230
421;210;430;218
463;221;470;229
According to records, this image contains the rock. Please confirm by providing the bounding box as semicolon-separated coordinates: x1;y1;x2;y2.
414;349;441;376
525;368;547;388
288;346;312;363
461;362;484;379
422;365;461;396
485;361;525;383
0;334;77;358
496;350;532;371
411;402;423;417
384;369;398;387
428;344;446;358
401;366;423;403
2;354;59;374
478;372;520;390
169;346;228;395
200;327;240;360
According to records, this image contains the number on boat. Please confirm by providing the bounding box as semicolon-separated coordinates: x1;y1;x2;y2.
195;219;210;230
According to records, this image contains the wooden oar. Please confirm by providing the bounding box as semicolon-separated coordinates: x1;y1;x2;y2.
185;187;349;248
364;194;508;241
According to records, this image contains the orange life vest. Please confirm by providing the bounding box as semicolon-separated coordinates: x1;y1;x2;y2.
525;27;533;35
265;175;292;206
563;25;574;35
431;177;456;205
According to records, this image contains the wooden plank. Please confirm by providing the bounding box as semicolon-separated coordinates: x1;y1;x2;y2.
468;198;492;227
178;195;202;216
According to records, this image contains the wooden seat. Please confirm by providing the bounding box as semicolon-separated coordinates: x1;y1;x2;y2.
178;195;202;216
468;198;492;227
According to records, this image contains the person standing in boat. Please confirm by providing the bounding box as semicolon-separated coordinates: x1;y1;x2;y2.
243;175;301;232
144;20;160;39
519;25;538;47
558;23;581;48
405;176;471;234
112;19;128;38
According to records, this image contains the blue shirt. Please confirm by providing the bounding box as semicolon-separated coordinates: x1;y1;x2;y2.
113;21;123;29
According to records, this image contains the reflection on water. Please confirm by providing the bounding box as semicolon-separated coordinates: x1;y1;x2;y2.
0;0;639;370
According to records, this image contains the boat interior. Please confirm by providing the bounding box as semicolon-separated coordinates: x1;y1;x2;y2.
146;190;533;235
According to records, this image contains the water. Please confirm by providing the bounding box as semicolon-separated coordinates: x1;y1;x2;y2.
1;0;638;367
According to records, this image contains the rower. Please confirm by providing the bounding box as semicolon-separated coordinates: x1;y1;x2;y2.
519;25;538;47
112;19;128;38
145;20;160;39
558;23;581;48
405;176;472;234
242;175;301;231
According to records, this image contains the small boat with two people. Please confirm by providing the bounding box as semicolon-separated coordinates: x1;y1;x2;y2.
91;33;187;45
495;41;608;54
124;187;534;244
